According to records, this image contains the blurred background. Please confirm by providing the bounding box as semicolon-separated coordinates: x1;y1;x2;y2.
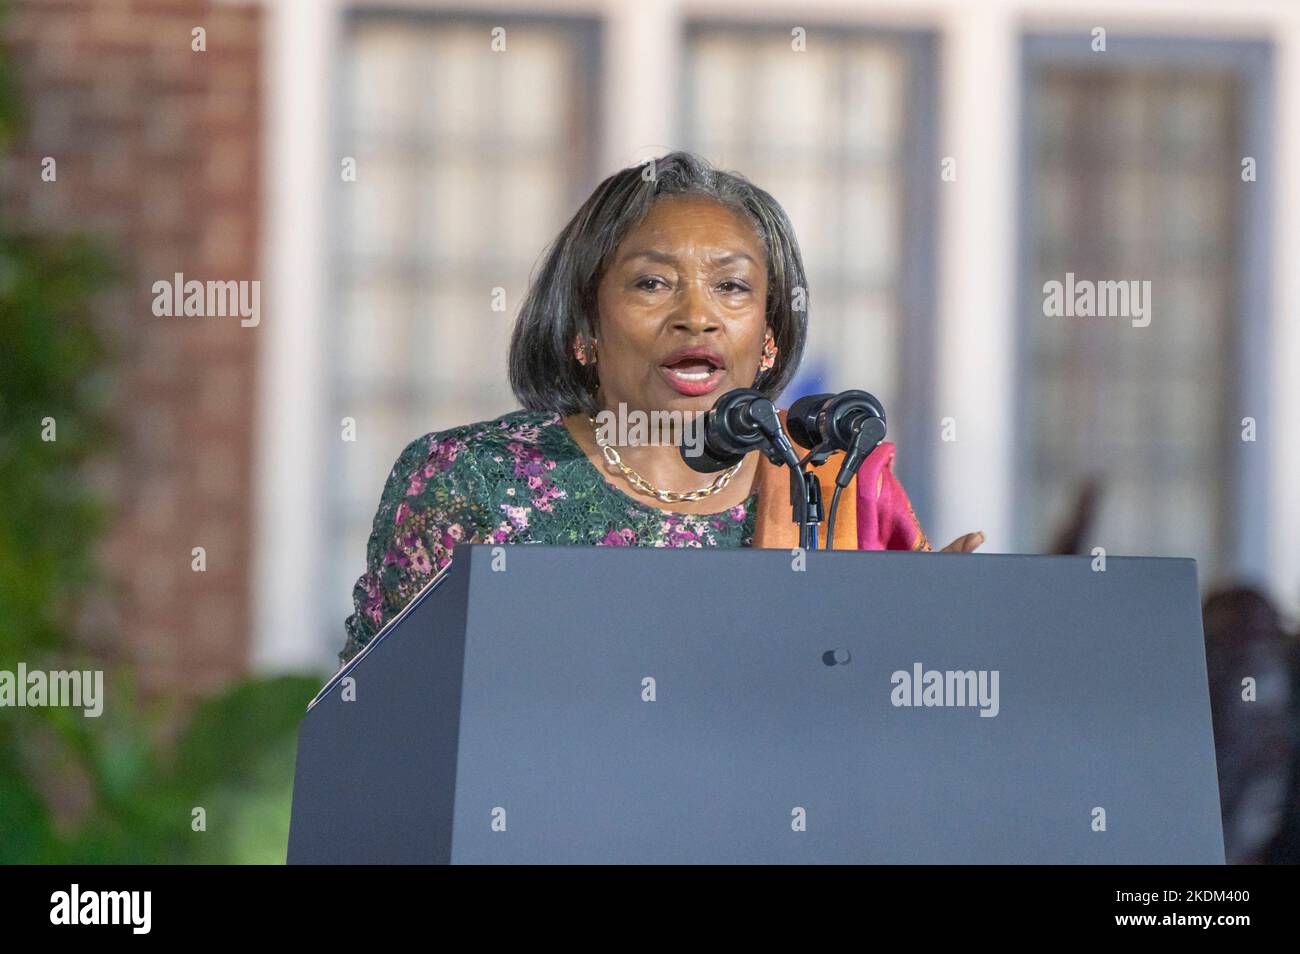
1;0;1297;863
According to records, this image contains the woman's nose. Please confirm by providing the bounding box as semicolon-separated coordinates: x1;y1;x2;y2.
671;280;721;334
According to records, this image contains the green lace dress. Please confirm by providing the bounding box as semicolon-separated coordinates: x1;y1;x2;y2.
340;408;756;665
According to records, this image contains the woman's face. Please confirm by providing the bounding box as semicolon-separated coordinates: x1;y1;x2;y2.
592;195;770;416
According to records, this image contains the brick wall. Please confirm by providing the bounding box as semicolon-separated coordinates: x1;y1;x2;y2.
0;0;262;699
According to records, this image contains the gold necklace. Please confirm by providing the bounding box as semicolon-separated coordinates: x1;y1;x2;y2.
589;416;742;504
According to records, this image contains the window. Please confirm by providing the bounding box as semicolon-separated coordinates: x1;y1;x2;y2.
325;14;600;649
683;24;937;510
1019;39;1269;585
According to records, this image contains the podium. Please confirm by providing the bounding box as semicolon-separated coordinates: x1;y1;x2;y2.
287;545;1224;864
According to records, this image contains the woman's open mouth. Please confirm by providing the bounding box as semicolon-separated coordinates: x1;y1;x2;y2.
658;348;726;397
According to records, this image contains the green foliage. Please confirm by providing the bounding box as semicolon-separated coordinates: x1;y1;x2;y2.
0;1;21;150
0;674;320;863
0;235;114;661
0;9;321;864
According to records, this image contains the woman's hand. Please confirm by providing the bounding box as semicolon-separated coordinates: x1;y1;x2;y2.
939;531;984;553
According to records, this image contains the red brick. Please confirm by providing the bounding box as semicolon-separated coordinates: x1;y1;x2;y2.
0;0;263;709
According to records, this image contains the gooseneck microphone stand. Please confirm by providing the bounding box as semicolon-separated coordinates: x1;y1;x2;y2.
786;390;889;550
741;399;818;551
683;388;818;551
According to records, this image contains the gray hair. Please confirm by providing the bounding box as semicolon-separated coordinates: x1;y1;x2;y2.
508;151;809;416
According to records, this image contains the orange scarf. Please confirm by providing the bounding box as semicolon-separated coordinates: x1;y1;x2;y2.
752;410;857;549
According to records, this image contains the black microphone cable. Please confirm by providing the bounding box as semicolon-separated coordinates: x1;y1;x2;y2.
824;416;886;549
826;483;845;551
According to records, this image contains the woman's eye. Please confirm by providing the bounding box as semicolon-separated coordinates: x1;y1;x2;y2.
718;280;751;293
635;277;667;291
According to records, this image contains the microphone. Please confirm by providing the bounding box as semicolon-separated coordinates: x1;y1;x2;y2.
788;390;889;551
683;387;815;548
681;387;801;474
785;392;835;450
681;388;828;548
787;390;887;461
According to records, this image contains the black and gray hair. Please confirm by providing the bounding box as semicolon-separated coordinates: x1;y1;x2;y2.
508;150;809;416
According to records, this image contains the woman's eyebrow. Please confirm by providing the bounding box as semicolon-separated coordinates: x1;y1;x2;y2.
619;249;758;268
709;251;759;268
620;248;678;267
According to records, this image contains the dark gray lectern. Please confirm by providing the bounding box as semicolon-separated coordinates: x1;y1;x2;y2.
287;545;1224;864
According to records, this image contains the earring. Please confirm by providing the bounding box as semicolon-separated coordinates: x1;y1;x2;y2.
573;334;597;366
759;332;778;372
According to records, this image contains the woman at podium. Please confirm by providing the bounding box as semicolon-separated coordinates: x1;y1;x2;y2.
340;152;982;666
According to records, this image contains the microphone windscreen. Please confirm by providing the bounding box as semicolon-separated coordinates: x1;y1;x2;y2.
786;392;834;450
680;442;743;474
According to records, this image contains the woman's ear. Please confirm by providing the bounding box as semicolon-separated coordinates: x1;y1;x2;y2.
759;326;779;372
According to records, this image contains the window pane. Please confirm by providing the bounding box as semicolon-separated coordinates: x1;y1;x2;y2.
1023;66;1239;583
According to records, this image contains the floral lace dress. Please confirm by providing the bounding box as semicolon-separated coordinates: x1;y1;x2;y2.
340;409;756;665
